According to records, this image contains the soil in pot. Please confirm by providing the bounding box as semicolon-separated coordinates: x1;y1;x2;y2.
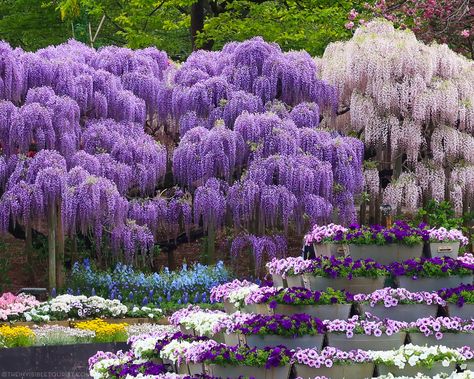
326;332;406;351
294;363;374;379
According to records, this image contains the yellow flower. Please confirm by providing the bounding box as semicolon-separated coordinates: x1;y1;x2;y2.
0;325;35;348
73;319;128;343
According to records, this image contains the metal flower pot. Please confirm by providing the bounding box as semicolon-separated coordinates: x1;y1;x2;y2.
271;303;352;320
448;303;474;320
397;275;472;293
224;300;239;314
313;243;349;257
243;303;259;313
208;364;291;379
377;362;455;377
180;325;195;335
272;274;287;288
326;332;406;351
409;331;474;349
223;332;241;346
286;275;304;288
428;242;460;259
294;363;374;379
303;274;387;294
187;363;206;375
243;333;324;350
349;243;423;265
359;303;438;322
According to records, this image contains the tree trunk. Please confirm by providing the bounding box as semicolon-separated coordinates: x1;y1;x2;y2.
71;234;78;268
56;206;65;289
25;225;34;284
207;225;216;264
48;203;57;291
190;0;206;50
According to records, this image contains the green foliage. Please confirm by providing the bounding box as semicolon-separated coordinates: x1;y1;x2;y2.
415;200;464;230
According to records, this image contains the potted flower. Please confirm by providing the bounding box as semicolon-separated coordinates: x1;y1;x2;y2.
438;284;474;320
408;316;474;349
355;288;445;322
371;344;463;377
293;347;374;379
302;256;388;294
390;257;473;293
224;314;325;350
169;306;227;342
304;224;349;257
245;287;353;321
343;221;427;265
458;346;474;371
187;342;293;379
266;257;314;288
210;280;259;313
427;227;469;259
325;315;407;351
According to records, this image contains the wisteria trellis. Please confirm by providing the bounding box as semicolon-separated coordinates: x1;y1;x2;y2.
5;21;469;281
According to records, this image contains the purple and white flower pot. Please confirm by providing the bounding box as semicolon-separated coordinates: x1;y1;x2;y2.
294;363;374;379
303;274;387;294
349;243;423;265
448;303;474;320
286;275;304;288
377;362;456;377
272;274;287;288
359;303;438;322
242;333;324;350
326;332;407;351
409;331;474;349
208;364;291;379
224;300;238;314
313;243;349;257
429;242;460;259
397;275;472;293
270;303;352;320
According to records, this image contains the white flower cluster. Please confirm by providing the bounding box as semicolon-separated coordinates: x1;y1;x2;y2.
227;284;259;309
179;311;227;337
369;344;465;369
24;295;128;321
159;339;194;365
378;371;474;379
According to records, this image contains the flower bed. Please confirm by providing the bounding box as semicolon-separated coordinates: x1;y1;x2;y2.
390;257;473;292
439;284;474;320
355;288;445;322
244;287;353;320
407;316;474;349
324;315;407;351
0;293;40;322
370;344;464;377
293;347;374;379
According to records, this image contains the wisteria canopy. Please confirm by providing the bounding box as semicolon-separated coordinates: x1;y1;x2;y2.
0;20;473;275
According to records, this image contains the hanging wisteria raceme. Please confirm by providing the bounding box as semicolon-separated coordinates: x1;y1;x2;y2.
383;173;421;212
193;178;226;233
230;233;287;272
319;19;474;214
173;125;245;189
111;220;155;263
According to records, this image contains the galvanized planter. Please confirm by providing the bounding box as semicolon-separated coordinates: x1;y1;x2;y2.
313;243;349;257
359;303;438;322
349;243;423;265
326;332;406;351
208;364;291;379
272;274;287;288
303;274;387;294
242;333;324;350
397;275;472;293
224;300;239;314
294;363;374;379
428;242;460;259
448;303;474;320
269;303;352;320
286;275;304;288
409;332;474;349
377;362;456;377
